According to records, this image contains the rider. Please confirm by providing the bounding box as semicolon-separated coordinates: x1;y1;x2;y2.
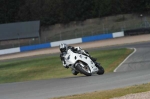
59;43;98;69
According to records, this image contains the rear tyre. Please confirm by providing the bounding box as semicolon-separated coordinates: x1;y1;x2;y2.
75;63;92;76
96;63;104;75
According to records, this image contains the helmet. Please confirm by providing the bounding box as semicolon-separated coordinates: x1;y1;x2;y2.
59;43;68;53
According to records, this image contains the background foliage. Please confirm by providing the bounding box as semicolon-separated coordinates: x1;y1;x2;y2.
0;0;150;26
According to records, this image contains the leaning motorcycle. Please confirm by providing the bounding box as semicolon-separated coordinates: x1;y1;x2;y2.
62;49;104;76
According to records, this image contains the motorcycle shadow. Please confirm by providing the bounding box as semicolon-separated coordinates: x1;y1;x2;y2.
62;74;100;79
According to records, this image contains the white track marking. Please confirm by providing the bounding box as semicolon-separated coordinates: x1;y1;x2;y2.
114;48;137;72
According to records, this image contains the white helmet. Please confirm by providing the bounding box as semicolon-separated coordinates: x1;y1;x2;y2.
59;43;68;52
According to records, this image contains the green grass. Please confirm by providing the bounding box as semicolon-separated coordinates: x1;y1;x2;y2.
0;48;133;83
51;83;150;99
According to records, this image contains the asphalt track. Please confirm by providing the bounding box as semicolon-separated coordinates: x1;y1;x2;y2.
0;42;150;99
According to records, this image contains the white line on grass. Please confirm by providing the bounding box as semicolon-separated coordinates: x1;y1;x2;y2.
114;48;137;72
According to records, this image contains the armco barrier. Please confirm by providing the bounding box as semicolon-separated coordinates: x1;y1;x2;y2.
0;31;125;55
20;43;51;52
82;33;113;43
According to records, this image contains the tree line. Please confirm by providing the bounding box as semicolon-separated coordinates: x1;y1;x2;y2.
0;0;150;26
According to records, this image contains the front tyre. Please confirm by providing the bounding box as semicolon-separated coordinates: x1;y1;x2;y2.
75;63;92;76
96;63;105;75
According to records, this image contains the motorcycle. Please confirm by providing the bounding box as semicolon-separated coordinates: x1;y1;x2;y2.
62;49;104;76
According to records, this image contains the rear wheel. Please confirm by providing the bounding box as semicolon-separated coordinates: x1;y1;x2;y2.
75;63;92;76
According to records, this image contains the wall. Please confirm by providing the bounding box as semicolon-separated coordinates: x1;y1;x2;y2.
0;31;124;55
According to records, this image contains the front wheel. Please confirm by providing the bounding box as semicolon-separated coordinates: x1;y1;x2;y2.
75;63;92;76
96;63;105;75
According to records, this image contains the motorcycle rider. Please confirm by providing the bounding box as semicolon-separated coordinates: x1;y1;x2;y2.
59;43;98;75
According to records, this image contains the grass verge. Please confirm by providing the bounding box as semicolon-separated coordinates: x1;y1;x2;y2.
51;83;150;99
0;48;133;83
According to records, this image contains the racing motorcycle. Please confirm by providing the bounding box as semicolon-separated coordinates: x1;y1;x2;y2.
62;49;104;76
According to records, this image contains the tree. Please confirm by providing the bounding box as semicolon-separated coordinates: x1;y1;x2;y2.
0;0;150;26
0;0;24;23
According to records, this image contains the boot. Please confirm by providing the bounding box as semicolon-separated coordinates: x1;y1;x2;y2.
71;68;79;75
